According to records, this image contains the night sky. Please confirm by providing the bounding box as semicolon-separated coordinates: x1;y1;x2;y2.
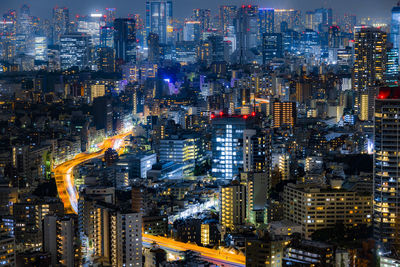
0;0;396;19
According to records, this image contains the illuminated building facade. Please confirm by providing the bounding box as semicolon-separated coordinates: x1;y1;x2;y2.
211;115;248;179
353;26;386;110
258;8;274;38
145;0;173;44
283;183;372;239
272;100;296;128
192;9;210;32
219;5;237;36
391;5;400;56
220;182;246;230
60;33;89;70
374;87;400;253
262;33;283;64
183;21;201;42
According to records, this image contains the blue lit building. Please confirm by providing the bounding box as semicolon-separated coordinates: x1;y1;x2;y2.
391;5;400;56
258;8;274;42
145;0;173;44
211;115;248;179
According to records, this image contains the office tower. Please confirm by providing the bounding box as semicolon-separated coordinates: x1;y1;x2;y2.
52;7;69;45
159;134;205;170
114;18;136;64
97;47;115;72
147;33;160;63
77;14;102;47
262;33;283;64
360;87;376;121
391;4;400;56
0;10;17;62
43;215;77;267
328;25;340;48
193;9;211;32
100;26;114;48
274;9;301;32
60;33;89;70
234;5;259;64
219;5;237;36
34;37;47;61
17;4;31;36
314;8;333;28
386;47;399;85
283;183;373;239
258;8;274;39
374;87;400;254
183;21;201;42
220;181;246;231
211;115;252;179
353;27;387;111
145;0;173;44
105;8;116;26
343;13;356;33
272;100;296;128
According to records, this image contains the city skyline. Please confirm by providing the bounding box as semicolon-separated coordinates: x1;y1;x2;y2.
0;0;397;20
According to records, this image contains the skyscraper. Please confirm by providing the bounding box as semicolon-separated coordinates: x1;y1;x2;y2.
391;4;400;56
258;8;274;37
353;26;387;111
262;33;283;64
192;9;211;33
114;18;136;64
374;86;400;254
219;5;237;36
60;33;89;70
52;7;69;45
233;5;259;64
145;0;173;44
183;21;201;42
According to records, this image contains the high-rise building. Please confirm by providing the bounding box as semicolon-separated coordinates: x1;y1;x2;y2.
374;86;400;254
272;100;296;128
17;4;31;36
192;9;211;33
386;47;400;85
274;9;301;32
262;33;283;64
145;0;173;44
93;204;142;266
353;26;387;93
100;26;114;48
242;128;271;173
343;13;356;33
114;18;136;64
97;47;115;72
233;5;258;64
220;181;246;231
43;215;77;267
219;5;237;36
105;8;116;26
52;7;69;45
60;33;89;70
211;115;249;179
258;8;274;37
391;4;400;56
147;33;160;63
183;21;201;42
77;14;102;47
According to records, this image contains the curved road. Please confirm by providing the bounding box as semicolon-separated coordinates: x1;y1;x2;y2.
53;131;132;214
